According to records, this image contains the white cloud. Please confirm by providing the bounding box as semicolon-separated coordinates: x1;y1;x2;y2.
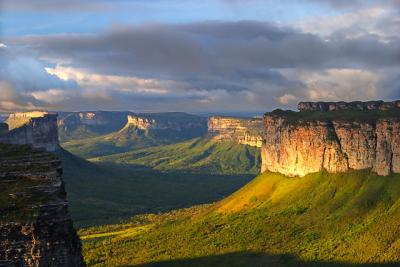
283;68;380;102
277;93;298;105
30;89;75;104
296;6;398;41
46;65;171;95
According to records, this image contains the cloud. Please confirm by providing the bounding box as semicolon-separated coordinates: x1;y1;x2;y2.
10;21;399;76
2;9;400;112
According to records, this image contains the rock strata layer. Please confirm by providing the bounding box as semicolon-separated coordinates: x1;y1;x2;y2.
208;116;264;147
0;144;85;266
1;113;59;152
262;103;400;176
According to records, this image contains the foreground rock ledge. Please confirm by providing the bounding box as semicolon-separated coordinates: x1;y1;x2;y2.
0;144;85;266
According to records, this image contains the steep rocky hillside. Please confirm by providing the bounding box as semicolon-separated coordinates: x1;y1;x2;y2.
262;102;400;177
62;112;207;158
0;144;84;266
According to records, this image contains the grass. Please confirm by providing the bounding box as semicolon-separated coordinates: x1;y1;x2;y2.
90;137;261;175
62;127;206;159
268;108;400;125
0;144;55;223
80;170;400;266
57;149;254;227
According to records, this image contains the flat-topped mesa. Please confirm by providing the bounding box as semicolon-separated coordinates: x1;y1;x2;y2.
1;112;60;152
298;100;400;112
208;116;264;148
262;101;400;177
124;113;207;132
0;144;85;266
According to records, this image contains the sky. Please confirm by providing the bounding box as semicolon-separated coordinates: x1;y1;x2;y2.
0;0;399;113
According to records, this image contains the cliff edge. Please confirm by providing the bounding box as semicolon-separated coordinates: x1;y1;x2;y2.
1;112;59;152
208;116;264;147
0;144;85;266
262;101;400;176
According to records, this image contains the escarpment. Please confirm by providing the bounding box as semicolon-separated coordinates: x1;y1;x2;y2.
208;116;264;147
262;101;400;176
0;143;85;266
122;113;208;138
1;112;59;152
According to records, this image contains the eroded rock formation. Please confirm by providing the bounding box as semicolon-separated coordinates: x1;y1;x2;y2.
1;113;59;152
0;144;85;266
208;116;264;147
262;102;400;176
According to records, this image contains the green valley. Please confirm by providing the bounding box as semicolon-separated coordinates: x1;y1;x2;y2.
80;170;400;266
57;149;254;227
91;137;261;175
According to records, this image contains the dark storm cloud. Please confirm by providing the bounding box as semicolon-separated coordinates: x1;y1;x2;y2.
9;21;400;81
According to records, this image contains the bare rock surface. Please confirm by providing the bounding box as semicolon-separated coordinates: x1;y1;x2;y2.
0;144;85;266
208;116;264;147
262;101;400;176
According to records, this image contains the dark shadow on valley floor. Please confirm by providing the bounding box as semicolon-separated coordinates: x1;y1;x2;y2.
127;252;399;267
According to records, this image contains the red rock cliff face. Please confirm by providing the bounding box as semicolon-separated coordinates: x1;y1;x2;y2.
262;109;400;177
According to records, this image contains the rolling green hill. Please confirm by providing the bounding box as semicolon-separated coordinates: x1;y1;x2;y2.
56;149;253;227
80;170;400;266
91;137;261;175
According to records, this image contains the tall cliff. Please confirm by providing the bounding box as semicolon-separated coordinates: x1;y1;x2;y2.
0;143;85;266
1;112;59;152
262;102;400;176
208;116;264;147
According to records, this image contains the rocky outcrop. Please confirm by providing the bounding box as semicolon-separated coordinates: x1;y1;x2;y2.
208;116;264;147
126;113;207;132
262;102;400;176
0;144;85;266
298;100;400;112
1;113;59;152
126;116;159;130
6;112;50;130
57;111;134;142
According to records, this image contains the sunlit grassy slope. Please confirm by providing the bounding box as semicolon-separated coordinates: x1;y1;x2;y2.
62;128;182;159
57;149;253;227
80;170;400;266
91;137;261;175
